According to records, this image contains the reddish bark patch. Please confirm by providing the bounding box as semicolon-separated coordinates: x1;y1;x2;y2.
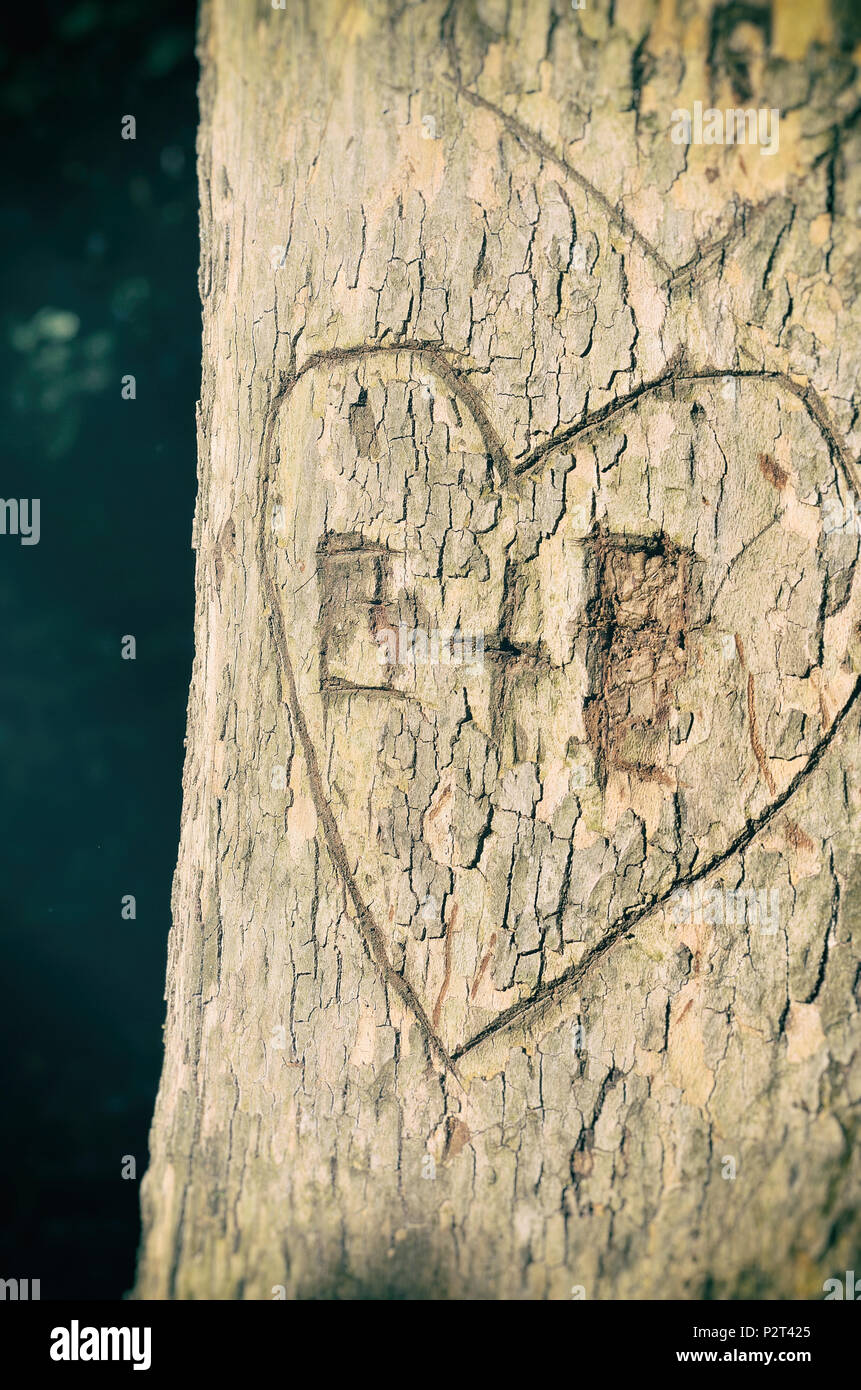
470;931;498;1000
758;452;788;490
784;818;815;854
443;1117;471;1162
747;672;776;794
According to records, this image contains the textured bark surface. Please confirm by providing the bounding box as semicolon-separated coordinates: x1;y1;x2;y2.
136;0;861;1299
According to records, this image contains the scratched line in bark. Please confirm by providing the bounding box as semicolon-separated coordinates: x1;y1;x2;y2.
442;73;826;298
442;74;674;279
259;339;860;1079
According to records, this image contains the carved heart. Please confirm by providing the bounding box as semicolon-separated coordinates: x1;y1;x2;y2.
260;344;860;1080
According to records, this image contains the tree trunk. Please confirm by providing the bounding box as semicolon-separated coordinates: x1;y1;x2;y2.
135;0;861;1300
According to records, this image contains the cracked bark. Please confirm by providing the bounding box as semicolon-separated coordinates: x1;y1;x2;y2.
135;0;861;1300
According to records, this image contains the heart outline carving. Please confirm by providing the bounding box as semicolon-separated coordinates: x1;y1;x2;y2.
258;341;860;1088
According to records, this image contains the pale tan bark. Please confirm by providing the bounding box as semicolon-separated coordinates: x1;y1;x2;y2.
136;0;861;1300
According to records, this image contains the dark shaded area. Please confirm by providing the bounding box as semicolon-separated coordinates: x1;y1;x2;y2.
0;0;199;1297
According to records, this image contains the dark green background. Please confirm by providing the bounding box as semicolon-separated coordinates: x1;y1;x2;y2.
0;0;199;1298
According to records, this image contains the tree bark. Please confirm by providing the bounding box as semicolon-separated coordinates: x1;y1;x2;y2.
136;0;861;1300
